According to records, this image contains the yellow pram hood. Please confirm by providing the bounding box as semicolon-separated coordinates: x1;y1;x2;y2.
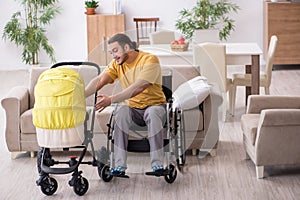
33;68;86;129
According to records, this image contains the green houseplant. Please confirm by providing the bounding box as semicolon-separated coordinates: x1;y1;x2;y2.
85;0;99;15
2;0;60;65
175;0;239;41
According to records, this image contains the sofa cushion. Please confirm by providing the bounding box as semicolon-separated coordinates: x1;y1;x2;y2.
95;106;116;133
173;76;210;110
241;114;260;145
183;108;204;131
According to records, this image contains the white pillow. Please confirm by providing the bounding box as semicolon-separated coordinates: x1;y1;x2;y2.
173;76;210;110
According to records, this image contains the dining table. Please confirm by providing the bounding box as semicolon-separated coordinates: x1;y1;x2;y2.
139;43;263;104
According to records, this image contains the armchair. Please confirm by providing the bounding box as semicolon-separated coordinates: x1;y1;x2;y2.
241;95;300;178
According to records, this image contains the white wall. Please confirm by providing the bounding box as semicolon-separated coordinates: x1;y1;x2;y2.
0;0;263;69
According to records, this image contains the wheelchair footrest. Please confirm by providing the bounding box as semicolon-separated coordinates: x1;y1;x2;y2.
110;173;130;178
104;169;130;178
145;169;170;177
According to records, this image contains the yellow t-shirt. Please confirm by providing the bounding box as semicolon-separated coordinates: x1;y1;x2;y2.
105;50;166;109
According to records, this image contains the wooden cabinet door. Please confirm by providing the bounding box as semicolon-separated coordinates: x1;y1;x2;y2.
87;14;125;66
263;1;300;65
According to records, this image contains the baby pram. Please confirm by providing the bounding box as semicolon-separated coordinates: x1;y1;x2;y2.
33;62;100;196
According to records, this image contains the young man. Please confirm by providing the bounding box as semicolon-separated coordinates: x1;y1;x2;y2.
85;33;167;176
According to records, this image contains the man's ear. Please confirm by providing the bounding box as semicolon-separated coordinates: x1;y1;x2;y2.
124;44;130;51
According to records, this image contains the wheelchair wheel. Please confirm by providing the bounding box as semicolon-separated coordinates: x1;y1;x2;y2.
164;164;177;184
97;146;109;178
73;177;89;196
40;177;58;196
101;165;113;182
97;146;109;166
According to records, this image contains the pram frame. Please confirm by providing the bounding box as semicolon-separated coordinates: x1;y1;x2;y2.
36;62;101;196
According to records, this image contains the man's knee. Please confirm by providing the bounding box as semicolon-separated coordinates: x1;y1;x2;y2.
115;106;130;120
115;105;132;128
146;105;165;118
144;105;166;126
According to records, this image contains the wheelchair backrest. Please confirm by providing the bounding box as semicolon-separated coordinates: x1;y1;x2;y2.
162;72;172;102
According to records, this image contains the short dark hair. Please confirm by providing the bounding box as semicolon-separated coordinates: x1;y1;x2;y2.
108;33;137;50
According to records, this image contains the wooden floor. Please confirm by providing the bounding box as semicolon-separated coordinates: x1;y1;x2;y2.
0;67;300;199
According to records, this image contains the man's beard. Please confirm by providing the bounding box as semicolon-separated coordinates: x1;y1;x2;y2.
115;53;129;65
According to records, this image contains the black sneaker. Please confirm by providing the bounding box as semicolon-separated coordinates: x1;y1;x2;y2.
110;166;125;176
145;165;167;176
109;166;129;178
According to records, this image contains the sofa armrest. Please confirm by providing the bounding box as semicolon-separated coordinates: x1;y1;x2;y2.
202;95;212;131
255;109;300;166
246;95;300;114
259;109;300;127
1;86;29;151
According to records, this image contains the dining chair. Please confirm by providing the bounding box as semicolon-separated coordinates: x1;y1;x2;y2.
194;43;233;121
231;35;278;115
150;30;175;45
133;17;159;45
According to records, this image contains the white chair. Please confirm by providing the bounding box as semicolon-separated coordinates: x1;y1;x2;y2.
150;30;175;44
194;43;233;121
231;35;278;115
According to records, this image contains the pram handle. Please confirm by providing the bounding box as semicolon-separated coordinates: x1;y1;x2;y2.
51;61;100;75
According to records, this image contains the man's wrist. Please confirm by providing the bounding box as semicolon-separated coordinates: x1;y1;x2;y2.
109;95;114;104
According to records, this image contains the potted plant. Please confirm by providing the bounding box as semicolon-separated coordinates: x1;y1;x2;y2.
2;0;60;65
175;0;239;41
85;0;99;15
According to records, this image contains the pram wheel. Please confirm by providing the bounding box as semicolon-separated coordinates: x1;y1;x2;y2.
100;165;113;182
40;177;58;196
164;164;177;184
73;177;89;196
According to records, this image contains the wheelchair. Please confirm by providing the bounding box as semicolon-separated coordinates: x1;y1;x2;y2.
97;74;186;184
35;62;101;196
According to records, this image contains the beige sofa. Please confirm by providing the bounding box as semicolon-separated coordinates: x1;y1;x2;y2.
1;64;215;159
241;95;300;178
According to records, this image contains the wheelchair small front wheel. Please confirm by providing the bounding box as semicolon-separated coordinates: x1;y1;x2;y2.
73;177;89;196
40;177;58;196
101;165;113;182
164;164;177;184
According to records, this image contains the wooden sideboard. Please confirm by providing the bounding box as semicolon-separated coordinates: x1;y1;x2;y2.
263;1;300;65
86;14;125;66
